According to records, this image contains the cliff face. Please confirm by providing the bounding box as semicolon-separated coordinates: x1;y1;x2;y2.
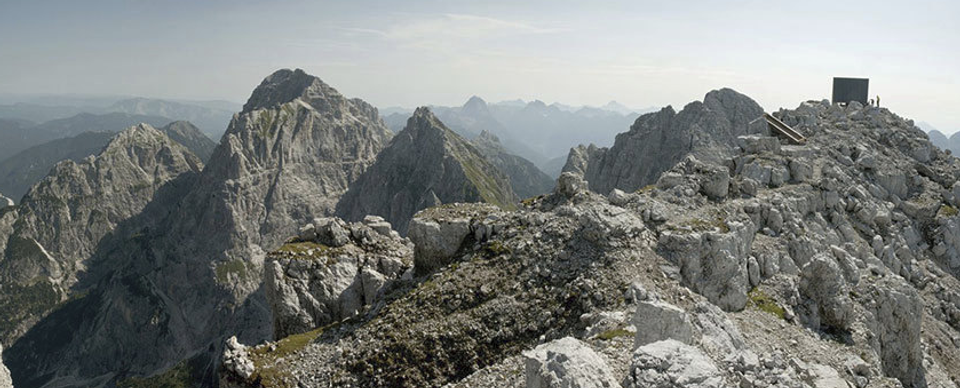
223;99;960;388
336;108;518;235
4;69;393;387
0;124;203;346
564;88;764;195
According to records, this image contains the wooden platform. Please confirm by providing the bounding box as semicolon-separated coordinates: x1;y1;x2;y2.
763;113;806;144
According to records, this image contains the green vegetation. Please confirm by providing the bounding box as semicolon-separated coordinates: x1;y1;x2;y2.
480;241;512;258
215;259;248;283
459;154;518;211
520;195;544;207
273;241;340;261
597;328;634;341
636;184;657;194
938;204;959;217
749;287;785;320
257;111;276;138
249;326;328;388
0;279;60;335
116;359;198;388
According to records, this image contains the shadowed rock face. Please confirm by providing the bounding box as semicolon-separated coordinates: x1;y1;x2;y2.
4;69;393;387
0;124;203;346
336;107;518;235
564;88;764;195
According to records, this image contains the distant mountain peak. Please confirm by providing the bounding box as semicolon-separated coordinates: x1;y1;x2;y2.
462;95;490;116
242;68;338;112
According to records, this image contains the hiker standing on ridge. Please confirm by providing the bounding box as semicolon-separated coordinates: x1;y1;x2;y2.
877;95;881;108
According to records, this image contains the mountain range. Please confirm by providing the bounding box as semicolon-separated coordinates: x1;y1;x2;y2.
0;69;959;388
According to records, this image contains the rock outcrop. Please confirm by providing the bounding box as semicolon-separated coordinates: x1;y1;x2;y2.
336;108;518;234
563;88;764;195
523;337;619;388
0;344;11;388
471;130;554;199
219;97;960;388
265;216;412;339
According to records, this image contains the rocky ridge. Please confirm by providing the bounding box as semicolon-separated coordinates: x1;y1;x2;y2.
0;123;203;346
564;88;764;195
336;107;518;235
4;69;392;387
221;97;960;388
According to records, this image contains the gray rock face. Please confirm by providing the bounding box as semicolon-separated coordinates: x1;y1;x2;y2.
0;123;203;345
632;300;694;347
564;88;764;194
0;344;11;388
407;203;504;275
265;216;412;339
336;108;518;235
798;253;854;331
522;337;619;388
622;339;723;388
4;69;392;387
471;130;554;199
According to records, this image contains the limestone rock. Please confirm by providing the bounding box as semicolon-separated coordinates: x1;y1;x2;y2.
336;107;518;235
798;253;854;331
408;203;503;275
265;217;412;339
522;337;619;388
623;339;724;388
0;344;11;388
632;300;694;347
564;88;764;194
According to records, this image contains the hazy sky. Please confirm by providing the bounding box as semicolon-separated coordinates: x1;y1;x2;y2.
2;0;958;131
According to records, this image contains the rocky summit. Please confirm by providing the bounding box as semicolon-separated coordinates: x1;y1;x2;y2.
2;69;392;388
220;96;960;388
0;123;203;346
564;88;764;195
336;107;518;235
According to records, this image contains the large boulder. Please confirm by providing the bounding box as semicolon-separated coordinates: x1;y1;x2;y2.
523;337;619;388
622;339;724;388
798;253;854;331
632;300;694;347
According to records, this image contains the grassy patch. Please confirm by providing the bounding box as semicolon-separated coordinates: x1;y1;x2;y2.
635;184;657;194
250;326;328;388
0;279;59;336
116;359;198;388
749;287;785;320
520;195;544;207
597;328;634;341
273;241;341;262
938;204;959;217
480;241;511;258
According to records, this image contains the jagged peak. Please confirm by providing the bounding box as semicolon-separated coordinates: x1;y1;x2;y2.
242;68;342;113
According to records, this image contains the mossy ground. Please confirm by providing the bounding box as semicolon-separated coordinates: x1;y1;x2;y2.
597;328;634;341
749;287;785;320
249;326;328;388
938;204;958;217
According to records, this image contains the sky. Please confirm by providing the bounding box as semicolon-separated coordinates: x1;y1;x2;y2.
1;0;958;132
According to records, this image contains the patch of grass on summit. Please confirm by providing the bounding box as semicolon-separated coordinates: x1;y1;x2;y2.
938;204;959;217
749;287;785;320
597;328;634;341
